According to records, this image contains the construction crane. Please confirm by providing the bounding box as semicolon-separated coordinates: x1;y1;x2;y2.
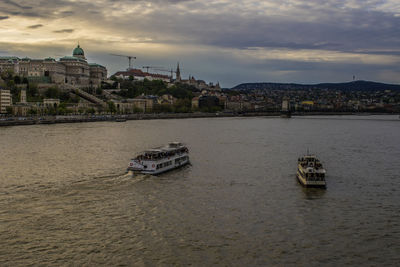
110;54;137;70
153;68;173;77
154;67;183;78
142;66;163;73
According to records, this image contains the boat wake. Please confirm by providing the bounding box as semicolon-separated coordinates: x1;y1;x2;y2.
113;171;150;184
87;170;151;186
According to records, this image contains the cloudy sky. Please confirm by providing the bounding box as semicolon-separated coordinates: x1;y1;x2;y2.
0;0;400;87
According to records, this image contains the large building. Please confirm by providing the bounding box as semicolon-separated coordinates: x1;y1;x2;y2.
113;68;171;83
0;89;12;113
0;45;107;88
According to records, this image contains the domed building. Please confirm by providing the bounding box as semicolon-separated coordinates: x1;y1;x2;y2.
0;44;107;88
59;45;90;86
73;44;85;59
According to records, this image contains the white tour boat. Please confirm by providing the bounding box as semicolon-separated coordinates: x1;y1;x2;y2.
127;142;189;175
297;154;326;188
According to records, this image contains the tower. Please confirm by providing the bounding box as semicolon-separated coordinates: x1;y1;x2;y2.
176;62;181;81
20;89;27;103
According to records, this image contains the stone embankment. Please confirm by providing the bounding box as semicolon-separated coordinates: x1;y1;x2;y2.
0;112;363;127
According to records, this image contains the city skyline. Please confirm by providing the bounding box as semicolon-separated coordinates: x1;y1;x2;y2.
1;0;400;87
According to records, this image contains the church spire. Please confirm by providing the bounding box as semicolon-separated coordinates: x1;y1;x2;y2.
176;62;181;81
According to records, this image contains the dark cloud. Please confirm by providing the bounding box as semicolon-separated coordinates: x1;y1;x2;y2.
1;1;399;56
0;0;75;18
27;24;43;29
3;0;32;10
53;29;74;33
1;0;400;85
60;10;74;16
0;16;10;20
354;50;400;56
20;11;43;17
136;7;400;55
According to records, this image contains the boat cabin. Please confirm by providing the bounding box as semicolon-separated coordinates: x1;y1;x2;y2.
134;143;188;161
298;155;323;170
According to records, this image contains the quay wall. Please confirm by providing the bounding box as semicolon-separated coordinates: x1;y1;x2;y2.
0;112;387;127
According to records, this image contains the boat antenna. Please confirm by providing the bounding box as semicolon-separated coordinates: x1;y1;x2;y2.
307;148;309;155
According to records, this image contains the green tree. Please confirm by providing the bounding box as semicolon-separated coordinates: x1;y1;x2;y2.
173;98;192;113
153;103;173;113
28;108;37;115
44;87;60;99
6;106;13;114
6;79;15;89
107;101;116;113
13;75;21;84
96;87;103;95
27;83;38;97
133;106;143;113
0;70;13;81
58;106;67;115
46;107;56;115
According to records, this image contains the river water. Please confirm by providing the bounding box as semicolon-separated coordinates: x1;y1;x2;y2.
0;115;399;266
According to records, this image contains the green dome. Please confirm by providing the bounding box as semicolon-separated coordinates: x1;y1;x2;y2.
73;44;84;56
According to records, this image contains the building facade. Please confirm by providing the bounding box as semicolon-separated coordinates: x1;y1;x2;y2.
0;45;107;88
113;98;154;113
113;68;171;83
0;89;12;113
43;98;61;109
174;63;221;91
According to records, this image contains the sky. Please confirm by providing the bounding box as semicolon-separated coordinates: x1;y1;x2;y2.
0;0;400;88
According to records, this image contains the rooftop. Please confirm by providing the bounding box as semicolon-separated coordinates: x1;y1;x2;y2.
89;63;106;68
73;44;84;56
59;56;87;62
0;56;20;60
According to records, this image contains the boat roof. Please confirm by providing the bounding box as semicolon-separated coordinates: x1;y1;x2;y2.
140;142;186;155
169;142;182;146
145;149;163;152
301;155;319;159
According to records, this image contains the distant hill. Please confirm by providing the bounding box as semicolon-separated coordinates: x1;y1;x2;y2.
231;80;400;91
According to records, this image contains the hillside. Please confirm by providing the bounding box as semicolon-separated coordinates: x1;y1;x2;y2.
231;80;400;91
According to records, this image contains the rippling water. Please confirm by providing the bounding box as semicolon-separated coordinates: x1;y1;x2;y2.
0;115;399;266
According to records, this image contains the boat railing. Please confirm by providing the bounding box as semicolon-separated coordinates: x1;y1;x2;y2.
136;150;188;161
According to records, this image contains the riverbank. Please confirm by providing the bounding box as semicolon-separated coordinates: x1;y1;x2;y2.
0;111;396;127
